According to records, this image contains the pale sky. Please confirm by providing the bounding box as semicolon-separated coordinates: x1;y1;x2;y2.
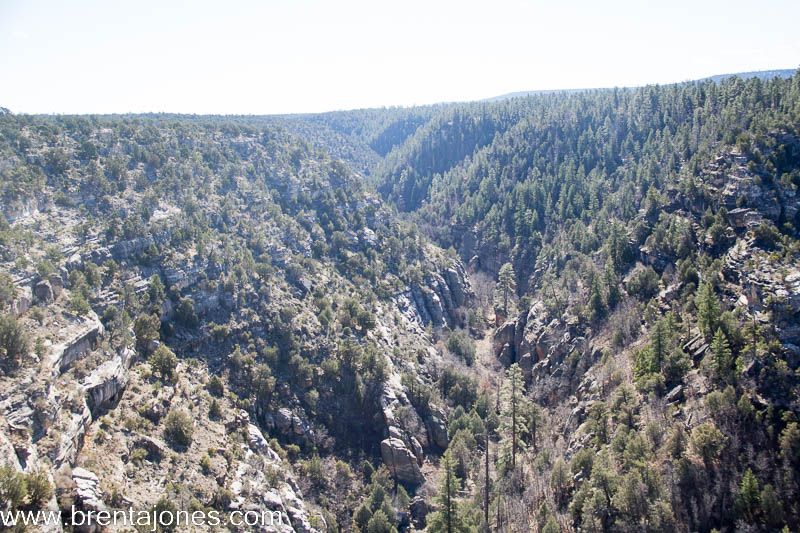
1;0;798;115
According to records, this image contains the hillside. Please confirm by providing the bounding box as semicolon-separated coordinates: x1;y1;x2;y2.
0;70;799;533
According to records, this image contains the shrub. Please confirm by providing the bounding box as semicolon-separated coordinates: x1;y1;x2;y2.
0;314;29;373
625;266;660;301
25;470;53;508
0;464;28;509
208;399;222;419
149;345;178;381
446;329;476;365
176;297;198;328
133;313;160;354
163;409;194;449
206;375;224;397
130;448;148;465
70;292;91;316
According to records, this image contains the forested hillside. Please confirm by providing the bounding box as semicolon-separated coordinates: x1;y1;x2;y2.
361;72;800;531
1;70;799;533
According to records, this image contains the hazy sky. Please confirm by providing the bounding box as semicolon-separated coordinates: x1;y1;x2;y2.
1;0;798;115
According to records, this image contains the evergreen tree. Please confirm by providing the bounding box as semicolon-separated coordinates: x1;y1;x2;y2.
428;451;468;533
588;275;606;322
709;328;733;383
496;263;516;318
651;317;669;371
695;282;720;340
737;468;760;523
499;364;529;471
366;509;396;533
603;260;620;310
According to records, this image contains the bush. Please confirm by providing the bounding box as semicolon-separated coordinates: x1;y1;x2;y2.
70;292;91;316
625;266;660;301
149;345;178;381
0;465;52;510
176;297;198;328
208;399;222;419
446;329;476;365
134;313;160;354
0;464;28;510
0;314;29;373
163;409;194;449
25;470;53;508
206;375;224;397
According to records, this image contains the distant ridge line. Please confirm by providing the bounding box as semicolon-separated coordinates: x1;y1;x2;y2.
485;68;797;102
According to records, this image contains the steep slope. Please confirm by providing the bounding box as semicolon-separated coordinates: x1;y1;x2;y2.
0;114;477;531
363;71;800;531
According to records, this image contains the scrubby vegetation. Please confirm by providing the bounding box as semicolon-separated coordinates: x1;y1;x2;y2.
1;70;800;531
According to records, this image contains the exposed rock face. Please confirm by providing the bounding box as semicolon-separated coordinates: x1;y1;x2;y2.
492;301;555;371
409;497;429;529
491;301;602;402
725;238;800;316
72;467;107;512
56;404;92;467
410;259;473;329
425;405;449;450
273;407;313;440
1;195;41;224
492;319;517;366
380;437;425;485
379;375;426;485
83;346;134;414
230;424;319;533
34;278;55;304
0;431;21;470
10;285;32;316
111;234;156;261
50;312;104;374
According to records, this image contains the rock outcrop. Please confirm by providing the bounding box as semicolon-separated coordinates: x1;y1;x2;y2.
83;346;134;414
410;259;473;329
380;437;425;485
50;312;104;374
10;285;32;316
230;423;319;533
425;405;449;450
72;467;107;512
491;301;561;372
378;376;426;485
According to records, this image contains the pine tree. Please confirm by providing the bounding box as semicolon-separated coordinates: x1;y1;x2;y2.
526;403;542;452
603;260;620;310
499;364;529;471
651;320;669;372
588;275;606;322
709;328;733;383
695;281;720;340
428;451;467;533
496;263;516;317
737;468;760;523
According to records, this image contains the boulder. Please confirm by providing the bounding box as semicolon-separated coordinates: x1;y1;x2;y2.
72;467;106;512
48;274;64;298
380;437;424;485
409;497;429;529
34;279;54;304
82;347;133;414
247;424;281;463
10;286;32;316
274;408;312;439
665;385;684;404
492;320;517;361
425;406;449;450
